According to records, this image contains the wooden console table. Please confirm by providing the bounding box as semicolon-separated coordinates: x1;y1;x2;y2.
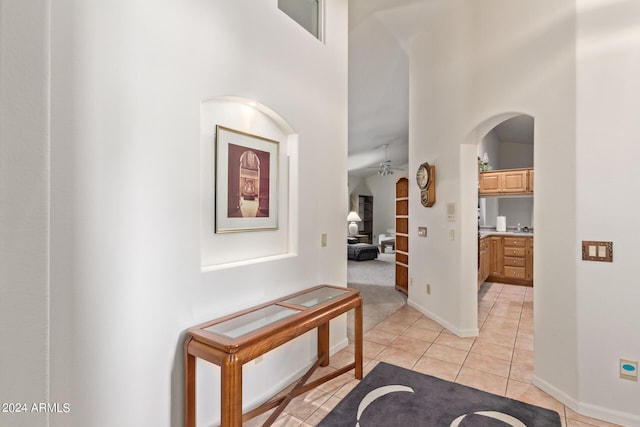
184;285;363;426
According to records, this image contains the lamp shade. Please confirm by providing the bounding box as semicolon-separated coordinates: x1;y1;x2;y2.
347;211;361;236
347;211;362;222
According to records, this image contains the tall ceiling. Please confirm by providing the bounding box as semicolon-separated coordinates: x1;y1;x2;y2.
347;0;534;178
347;0;438;177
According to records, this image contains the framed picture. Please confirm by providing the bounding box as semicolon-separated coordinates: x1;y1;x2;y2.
215;126;279;233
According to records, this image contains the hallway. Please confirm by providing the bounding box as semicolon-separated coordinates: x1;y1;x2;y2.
246;283;621;426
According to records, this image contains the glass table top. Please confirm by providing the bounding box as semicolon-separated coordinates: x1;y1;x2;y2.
204;305;301;339
283;287;349;308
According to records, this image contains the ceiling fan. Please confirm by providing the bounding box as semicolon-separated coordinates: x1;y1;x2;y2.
368;144;402;176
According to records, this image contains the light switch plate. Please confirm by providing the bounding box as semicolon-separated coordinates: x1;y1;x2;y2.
582;241;613;262
418;227;427;237
447;202;456;222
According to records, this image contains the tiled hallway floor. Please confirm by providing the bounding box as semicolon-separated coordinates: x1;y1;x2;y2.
245;283;622;427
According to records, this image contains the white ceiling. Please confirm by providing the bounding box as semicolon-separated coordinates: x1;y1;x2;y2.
347;0;534;178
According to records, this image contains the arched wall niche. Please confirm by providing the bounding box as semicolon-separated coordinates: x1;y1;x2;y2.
200;96;299;269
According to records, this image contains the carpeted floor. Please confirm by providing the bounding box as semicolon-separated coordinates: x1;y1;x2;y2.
347;252;395;287
347;253;407;341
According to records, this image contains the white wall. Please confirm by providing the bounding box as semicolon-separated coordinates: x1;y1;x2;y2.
0;1;50;426
407;0;475;335
575;0;640;423
478;130;500;169
365;168;407;242
408;0;578;407
17;1;350;426
407;0;640;424
496;197;533;229
500;141;533;169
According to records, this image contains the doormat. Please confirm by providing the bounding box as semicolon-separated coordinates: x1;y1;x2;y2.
319;362;561;426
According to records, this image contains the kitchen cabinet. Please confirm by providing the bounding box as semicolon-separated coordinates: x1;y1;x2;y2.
487;235;533;286
489;236;503;278
479;168;533;195
478;236;490;288
526;237;533;282
503;237;527;280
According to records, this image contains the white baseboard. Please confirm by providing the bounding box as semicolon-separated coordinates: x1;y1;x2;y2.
534;372;640;426
407;298;479;337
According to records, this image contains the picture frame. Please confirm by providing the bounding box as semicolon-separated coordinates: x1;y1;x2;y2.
215;125;279;233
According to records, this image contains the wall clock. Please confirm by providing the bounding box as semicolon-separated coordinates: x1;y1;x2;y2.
416;162;436;207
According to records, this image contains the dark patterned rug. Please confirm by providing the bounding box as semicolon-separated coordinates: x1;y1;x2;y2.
319;362;561;427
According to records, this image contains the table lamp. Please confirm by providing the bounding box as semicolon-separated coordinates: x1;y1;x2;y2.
347;211;362;236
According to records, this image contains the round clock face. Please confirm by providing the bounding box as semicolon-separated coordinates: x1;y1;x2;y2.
416;163;430;189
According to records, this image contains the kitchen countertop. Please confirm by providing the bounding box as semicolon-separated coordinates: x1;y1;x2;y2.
479;229;533;238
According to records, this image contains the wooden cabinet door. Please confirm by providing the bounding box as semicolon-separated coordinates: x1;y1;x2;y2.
479;168;533;195
489;236;503;278
502;170;528;193
478;238;490;289
486;235;533;286
479;172;501;194
526;237;534;282
481;241;490;286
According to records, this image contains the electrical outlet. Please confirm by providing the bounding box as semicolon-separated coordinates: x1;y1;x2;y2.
426;284;431;294
409;277;414;286
321;233;327;247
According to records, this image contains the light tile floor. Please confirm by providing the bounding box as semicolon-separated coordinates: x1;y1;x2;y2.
245;283;622;427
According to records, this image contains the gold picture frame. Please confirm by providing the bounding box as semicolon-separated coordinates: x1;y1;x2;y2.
215;126;279;233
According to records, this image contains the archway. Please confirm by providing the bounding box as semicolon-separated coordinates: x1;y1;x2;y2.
462;112;535;334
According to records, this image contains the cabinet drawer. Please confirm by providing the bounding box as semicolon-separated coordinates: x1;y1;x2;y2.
503;237;526;247
504;247;525;257
504;266;526;279
504;256;525;267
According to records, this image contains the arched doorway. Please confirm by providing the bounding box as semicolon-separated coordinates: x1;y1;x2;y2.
462;112;535;333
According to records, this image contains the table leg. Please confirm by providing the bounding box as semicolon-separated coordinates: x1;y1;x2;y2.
317;322;330;367
355;300;363;379
221;354;243;427
184;339;196;427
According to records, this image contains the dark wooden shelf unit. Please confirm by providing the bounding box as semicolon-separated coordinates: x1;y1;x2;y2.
358;195;373;244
